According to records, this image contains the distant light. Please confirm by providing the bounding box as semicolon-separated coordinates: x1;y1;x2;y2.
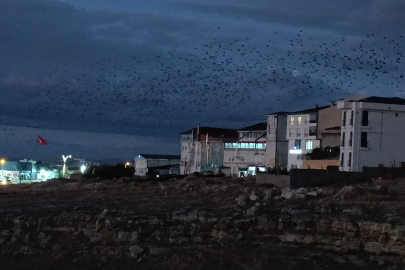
80;165;86;174
289;149;302;154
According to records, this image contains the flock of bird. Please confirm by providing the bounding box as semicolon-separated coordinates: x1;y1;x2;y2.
1;29;404;139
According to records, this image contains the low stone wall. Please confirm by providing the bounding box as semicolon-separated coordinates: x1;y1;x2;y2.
302;159;340;170
290;169;366;188
256;173;290;187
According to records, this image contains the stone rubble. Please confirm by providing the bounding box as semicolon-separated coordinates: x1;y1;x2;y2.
0;177;405;269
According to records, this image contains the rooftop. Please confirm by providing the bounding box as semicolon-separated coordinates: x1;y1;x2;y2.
137;154;180;160
238;122;267;131
265;111;290;116
289;105;330;115
181;127;238;139
352;96;405;106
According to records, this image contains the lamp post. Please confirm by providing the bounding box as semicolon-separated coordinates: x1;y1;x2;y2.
62;155;71;178
0;159;5;185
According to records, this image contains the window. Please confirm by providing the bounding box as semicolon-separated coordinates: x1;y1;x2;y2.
309;126;317;136
341;132;345;147
342;111;346;126
349;132;353;147
298;117;302;125
290;117;294;125
289;129;293;137
297;129;301;137
361;132;368;148
362;110;369;126
294;140;301;150
348;152;352;167
304;129;308;137
309;113;317;123
306;140;313;150
396;113;399;117
305;116;309;124
268;124;271;133
341;153;344;167
291;165;297;169
350;110;354;125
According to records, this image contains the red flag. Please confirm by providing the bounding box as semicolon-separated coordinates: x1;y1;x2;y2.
38;136;48;146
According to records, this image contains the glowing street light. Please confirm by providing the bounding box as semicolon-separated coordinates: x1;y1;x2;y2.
0;159;6;185
125;162;131;168
80;165;86;174
62;155;72;178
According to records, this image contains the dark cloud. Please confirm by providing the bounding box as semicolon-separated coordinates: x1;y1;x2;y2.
0;0;404;160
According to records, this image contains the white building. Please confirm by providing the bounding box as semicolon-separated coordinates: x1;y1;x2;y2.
134;154;180;176
337;96;405;172
286;106;328;170
180;127;238;175
223;123;267;177
265;112;289;170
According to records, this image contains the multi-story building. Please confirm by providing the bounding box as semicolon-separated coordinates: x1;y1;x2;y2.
265;112;289;170
337;96;405;172
180;127;238;175
286;106;329;170
134;154;180;176
223;123;267;177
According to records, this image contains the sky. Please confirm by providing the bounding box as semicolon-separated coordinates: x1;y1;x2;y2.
0;0;404;161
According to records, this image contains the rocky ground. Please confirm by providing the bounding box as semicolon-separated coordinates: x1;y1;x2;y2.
0;176;405;269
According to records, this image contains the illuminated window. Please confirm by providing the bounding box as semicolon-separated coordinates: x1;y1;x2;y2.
298;117;302;125
305;140;313;150
290;117;294;125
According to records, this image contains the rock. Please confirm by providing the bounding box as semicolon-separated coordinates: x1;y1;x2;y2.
306;191;318;197
281;188;293;199
245;206;256;217
129;245;144;259
99;209;108;219
255;202;261;207
235;195;248;206
249;191;258;201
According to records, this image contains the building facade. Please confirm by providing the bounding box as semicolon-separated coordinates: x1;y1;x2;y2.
265;112;289;170
180;127;238;175
337;96;405;172
134;154;180;176
286;106;328;170
223;123;267;177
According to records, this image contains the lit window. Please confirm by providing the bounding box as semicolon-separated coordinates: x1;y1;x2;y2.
298;117;302;125
290;117;294;125
306;140;313;150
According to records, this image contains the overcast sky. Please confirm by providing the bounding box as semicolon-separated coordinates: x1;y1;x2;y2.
0;0;404;161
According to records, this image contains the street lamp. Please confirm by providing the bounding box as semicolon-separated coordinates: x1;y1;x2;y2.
0;159;6;185
62;155;72;178
125;162;131;168
80;165;86;174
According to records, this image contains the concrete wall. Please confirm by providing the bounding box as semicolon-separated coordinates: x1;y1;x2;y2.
321;133;341;148
256;173;290;187
318;105;342;133
265;114;288;169
302;160;340;170
339;100;405;172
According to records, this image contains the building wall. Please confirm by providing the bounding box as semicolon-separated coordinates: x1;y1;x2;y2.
265;114;288;169
321;133;341;148
317;105;342;134
286;113;319;170
339;101;405;172
135;158;180;176
223;149;266;176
